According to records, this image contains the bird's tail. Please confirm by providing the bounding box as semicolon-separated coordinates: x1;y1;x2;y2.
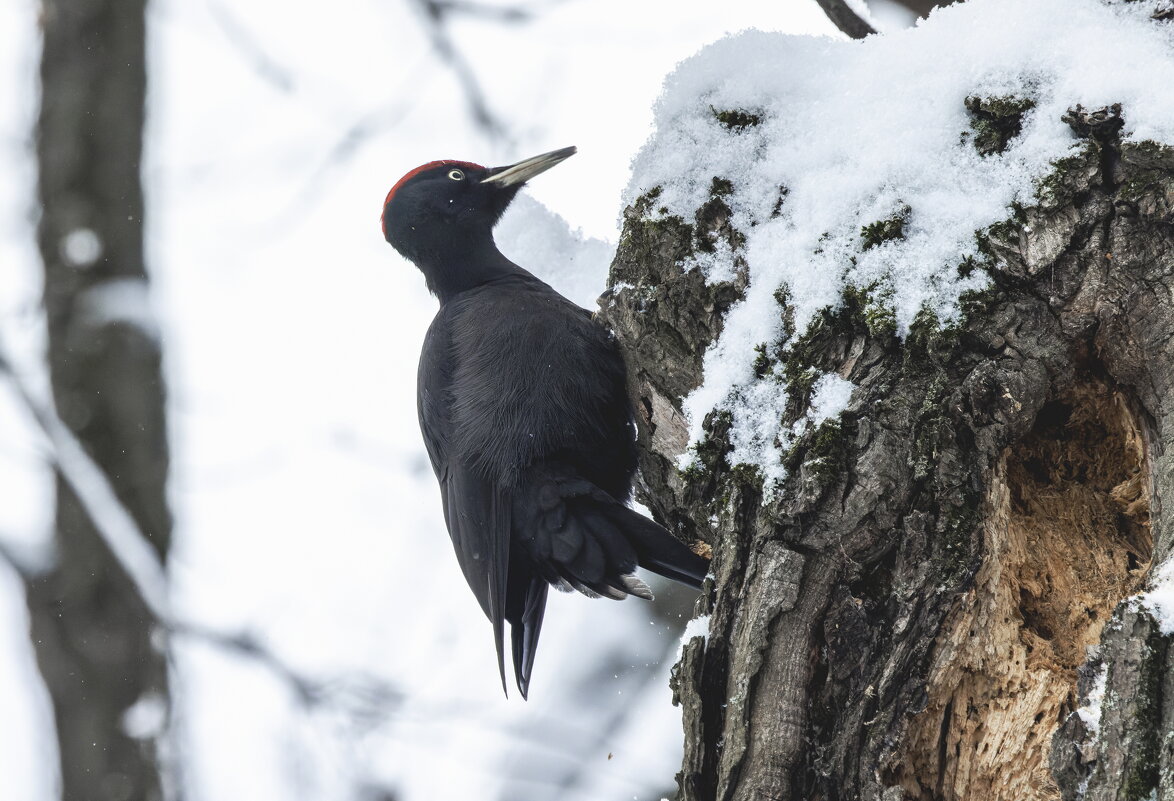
516;466;708;598
505;466;709;695
599;500;709;588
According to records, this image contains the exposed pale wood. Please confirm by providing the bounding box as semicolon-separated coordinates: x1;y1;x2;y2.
893;383;1151;801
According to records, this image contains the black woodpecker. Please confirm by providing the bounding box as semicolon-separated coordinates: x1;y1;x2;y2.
381;146;708;698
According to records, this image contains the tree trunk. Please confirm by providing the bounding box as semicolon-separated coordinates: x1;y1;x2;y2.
602;103;1174;799
28;1;173;799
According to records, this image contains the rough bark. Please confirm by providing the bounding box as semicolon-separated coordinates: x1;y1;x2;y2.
27;0;173;799
602;101;1174;799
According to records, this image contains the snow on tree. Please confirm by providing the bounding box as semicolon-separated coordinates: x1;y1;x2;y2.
602;0;1174;797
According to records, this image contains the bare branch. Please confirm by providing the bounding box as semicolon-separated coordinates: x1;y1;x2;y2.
410;0;537;138
411;0;516;139
173;621;404;719
429;0;533;22
0;344;404;722
272;97;416;226
0;351;172;619
814;0;877;39
207;0;297;93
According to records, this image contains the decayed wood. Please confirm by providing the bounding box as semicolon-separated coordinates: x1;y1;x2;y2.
602;99;1174;800
892;383;1151;801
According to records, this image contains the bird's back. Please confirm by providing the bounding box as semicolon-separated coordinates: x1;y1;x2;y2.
437;272;636;496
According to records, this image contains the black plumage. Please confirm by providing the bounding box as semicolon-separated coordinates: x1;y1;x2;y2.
381;147;708;697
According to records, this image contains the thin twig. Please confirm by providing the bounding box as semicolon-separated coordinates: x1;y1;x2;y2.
412;0;519;139
272;94;418;227
207;0;297;93
814;0;877;39
429;0;533;22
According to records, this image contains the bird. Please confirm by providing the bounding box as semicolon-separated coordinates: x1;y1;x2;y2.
381;146;709;698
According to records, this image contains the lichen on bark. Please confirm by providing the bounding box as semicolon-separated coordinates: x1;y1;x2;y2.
601;98;1174;800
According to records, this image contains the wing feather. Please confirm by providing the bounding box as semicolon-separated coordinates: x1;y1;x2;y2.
419;313;514;693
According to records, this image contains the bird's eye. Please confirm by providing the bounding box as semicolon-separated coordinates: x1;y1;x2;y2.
447;169;464;181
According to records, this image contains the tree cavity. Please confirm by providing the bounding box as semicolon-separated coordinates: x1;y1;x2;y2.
891;377;1152;801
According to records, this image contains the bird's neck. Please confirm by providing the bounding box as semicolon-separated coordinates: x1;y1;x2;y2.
421;240;524;303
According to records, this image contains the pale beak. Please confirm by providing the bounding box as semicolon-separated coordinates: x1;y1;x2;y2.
481;146;577;187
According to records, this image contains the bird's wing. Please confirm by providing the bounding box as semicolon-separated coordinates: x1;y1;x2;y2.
441;463;512;694
418;314;513;694
517;466;709;595
506;558;548;699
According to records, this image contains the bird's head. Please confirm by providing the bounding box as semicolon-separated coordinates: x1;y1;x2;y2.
381;146;577;271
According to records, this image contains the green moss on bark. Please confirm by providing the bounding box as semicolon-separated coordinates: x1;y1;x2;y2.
841;283;897;341
1035;144;1099;208
860;207;910;250
752;343;775;379
1119;141;1174;202
902;307;960;378
792;418;848;484
690;410;734;476
712;108;763;131
613;190;695;287
964;95;1036;156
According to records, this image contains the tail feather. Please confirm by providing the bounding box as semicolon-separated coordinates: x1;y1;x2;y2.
507;564;549;700
505;464;711;696
617;572;654;600
601;503;708;588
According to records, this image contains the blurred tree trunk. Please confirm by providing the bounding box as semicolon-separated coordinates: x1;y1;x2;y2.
602;103;1174;800
28;1;173;799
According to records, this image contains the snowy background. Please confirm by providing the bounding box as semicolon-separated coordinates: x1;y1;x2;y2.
0;1;840;800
